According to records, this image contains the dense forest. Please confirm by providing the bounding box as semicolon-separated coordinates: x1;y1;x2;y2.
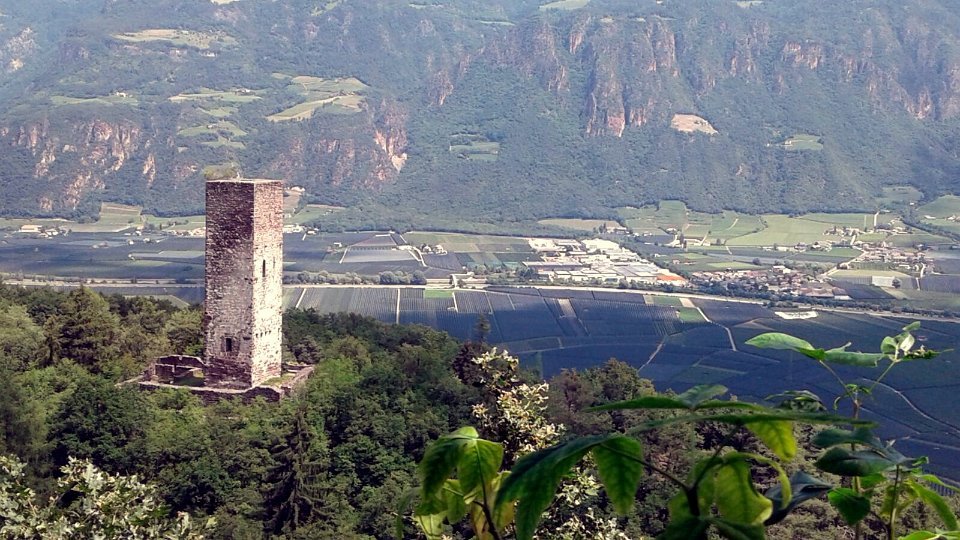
1;283;958;538
1;0;960;226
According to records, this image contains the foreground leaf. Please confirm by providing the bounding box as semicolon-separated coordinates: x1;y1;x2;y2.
497;436;607;540
812;427;883;450
593;436;643;514
764;471;833;526
418;427;482;499
828;488;870;525
709;517;766;540
816;447;894;476
747;420;796;460
745;333;815;351
714;459;773;525
910;479;960;530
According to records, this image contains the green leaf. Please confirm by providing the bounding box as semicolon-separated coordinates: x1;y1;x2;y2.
828;488;870;525
591;395;692;412
395;488;418;539
714;459;773;525
815;448;894;476
632;410;872;435
881;336;899;355
592;436;643;514
676;384;729;407
497;436;608;540
747;420;796;460
414;512;445;539
897;332;916;354
899;532;939;540
766;390;826;412
812;427;882;449
418;427;480;499
822;346;885;367
709;517;766;540
457;438;503;497
860;472;886;490
917;474;960;493
658;516;709;540
903;321;922;332
442;480;468;523
745;333;815;351
764;471;833;526
910;479;960;530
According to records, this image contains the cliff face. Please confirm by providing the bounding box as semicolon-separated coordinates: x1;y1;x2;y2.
1;0;960;219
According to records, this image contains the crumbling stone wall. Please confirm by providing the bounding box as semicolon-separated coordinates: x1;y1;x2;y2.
203;179;283;388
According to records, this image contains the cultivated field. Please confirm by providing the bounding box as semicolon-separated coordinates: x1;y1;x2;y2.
918;196;960;234
112;29;236;49
782;133;823;151
449;133;500;161
267;76;367;122
286;284;960;481
671;114;718;134
538;218;620;232
539;0;590;10
52;94;138;107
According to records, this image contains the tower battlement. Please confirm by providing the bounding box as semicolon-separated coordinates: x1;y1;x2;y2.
203;179;284;388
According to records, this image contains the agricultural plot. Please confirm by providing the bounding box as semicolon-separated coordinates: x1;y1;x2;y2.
449;133;500;162
267;76;367;121
918;196;960;234
538;218;620;232
287;204;345;225
112;29;236;49
727;215;845;247
402;232;530;253
877;185;924;207
0;234;204;280
539;0;590;10
52;94;138;107
781;133;823;151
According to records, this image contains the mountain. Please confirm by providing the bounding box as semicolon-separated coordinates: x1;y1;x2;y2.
1;0;959;227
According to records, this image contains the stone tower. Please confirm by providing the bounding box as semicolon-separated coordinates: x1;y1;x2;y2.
203;179;283;389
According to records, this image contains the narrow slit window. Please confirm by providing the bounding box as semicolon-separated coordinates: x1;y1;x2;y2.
225;337;233;352
262;260;266;278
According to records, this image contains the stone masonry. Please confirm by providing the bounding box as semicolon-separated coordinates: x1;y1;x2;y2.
203;179;284;388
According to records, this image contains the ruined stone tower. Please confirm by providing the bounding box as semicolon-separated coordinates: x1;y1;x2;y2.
203;179;283;389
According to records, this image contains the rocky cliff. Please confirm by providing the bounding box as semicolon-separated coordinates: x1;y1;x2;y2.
1;0;959;220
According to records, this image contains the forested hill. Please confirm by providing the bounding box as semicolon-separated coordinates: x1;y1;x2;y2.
1;0;959;224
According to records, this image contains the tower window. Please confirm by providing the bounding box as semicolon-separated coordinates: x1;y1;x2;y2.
262;260;266;278
225;337;234;352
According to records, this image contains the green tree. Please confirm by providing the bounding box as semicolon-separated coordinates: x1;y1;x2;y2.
49;377;150;473
53;288;122;375
263;406;324;534
165;308;204;357
0;454;209;539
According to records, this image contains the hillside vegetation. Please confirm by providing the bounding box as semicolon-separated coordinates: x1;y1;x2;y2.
0;0;959;226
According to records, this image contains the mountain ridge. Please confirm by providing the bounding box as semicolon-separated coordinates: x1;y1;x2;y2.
0;0;958;225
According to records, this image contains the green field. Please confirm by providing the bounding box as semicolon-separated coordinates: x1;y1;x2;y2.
538;218;620;232
287;204;345;225
112;29;236;49
877;185;924;207
423;289;454;299
539;0;590;9
449;133;500;162
727;215;844;246
782;133;823;151
403;231;530;253
918;196;960;234
52;94;138;107
267;76;367;121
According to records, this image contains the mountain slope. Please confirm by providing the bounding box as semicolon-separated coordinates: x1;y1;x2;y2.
0;0;958;224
